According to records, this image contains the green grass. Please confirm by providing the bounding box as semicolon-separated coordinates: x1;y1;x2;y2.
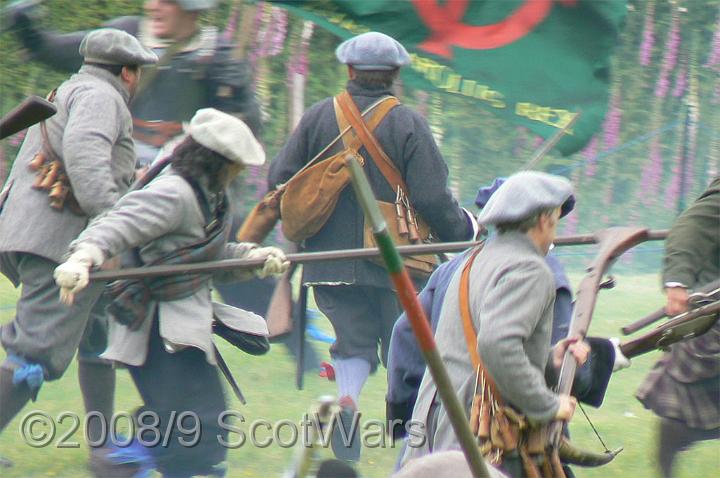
0;272;718;477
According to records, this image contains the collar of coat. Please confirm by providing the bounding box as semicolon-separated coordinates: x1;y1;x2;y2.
76;64;131;104
488;230;546;258
345;79;394;99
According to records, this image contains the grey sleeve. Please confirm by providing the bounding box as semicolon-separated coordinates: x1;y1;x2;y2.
71;176;189;258
62;88;124;217
477;261;559;422
212;242;258;283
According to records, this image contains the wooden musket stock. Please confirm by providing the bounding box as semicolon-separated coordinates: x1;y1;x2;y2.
0;95;57;140
548;227;649;465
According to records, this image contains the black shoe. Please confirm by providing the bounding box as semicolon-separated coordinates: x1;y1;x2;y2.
0;455;13;468
330;401;361;462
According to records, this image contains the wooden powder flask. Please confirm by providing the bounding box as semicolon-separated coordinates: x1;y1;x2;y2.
395;187;409;237
37;160;60;190
28;151;47;171
48;174;70;209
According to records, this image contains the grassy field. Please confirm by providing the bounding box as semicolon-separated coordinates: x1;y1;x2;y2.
0;271;718;477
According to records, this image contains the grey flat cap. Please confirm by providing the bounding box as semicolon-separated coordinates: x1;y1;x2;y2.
188;108;265;166
80;28;158;66
336;31;411;70
176;0;218;11
477;171;574;226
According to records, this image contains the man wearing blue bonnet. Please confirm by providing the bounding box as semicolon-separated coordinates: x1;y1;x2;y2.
268;31;476;462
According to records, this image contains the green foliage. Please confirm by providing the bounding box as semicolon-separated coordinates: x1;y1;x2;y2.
1;0;719;271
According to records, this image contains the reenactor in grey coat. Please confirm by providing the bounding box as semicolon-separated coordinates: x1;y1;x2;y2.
54;108;288;477
401;172;589;477
0;27;156;452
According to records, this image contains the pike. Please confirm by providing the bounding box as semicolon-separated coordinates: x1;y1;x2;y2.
88;231;669;282
89;241;481;281
344;153;492;478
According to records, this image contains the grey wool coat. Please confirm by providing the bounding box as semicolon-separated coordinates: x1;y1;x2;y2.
402;232;559;465
267;80;471;288
0;65;136;263
69;169;265;367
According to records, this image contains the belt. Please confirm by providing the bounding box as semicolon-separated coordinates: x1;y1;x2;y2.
132;119;183;148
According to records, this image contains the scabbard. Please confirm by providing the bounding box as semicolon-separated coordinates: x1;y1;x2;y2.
295;284;309;390
214;344;246;405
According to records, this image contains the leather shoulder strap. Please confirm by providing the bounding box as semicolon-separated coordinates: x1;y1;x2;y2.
39;89;62;164
460;246;506;406
334;94;398;152
460;247;483;369
336;90;406;192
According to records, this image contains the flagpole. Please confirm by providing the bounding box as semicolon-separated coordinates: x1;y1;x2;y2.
344;154;491;478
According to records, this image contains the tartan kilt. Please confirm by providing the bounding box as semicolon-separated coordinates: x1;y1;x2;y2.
636;353;720;430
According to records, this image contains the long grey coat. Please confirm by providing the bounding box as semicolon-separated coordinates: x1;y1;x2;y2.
0;65;135;263
69;169;263;367
402;232;558;464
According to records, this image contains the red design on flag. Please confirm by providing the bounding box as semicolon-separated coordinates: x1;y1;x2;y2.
412;0;577;58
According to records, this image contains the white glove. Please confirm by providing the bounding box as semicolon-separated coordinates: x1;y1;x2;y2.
246;246;290;279
53;244;104;305
609;337;631;372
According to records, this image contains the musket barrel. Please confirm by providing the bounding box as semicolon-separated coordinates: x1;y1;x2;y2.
621;277;720;335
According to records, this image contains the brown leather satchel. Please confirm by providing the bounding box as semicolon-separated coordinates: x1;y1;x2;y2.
460;248;564;478
334;91;437;277
236;93;398;243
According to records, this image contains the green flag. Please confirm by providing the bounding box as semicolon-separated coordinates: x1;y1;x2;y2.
270;0;627;155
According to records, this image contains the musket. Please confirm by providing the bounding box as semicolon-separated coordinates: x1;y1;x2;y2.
345;154;492;478
619;299;720;359
621;278;720;335
0;95;57;140
549;227;650;469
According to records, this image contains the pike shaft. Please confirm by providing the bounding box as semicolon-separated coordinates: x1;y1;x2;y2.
346;155;491;478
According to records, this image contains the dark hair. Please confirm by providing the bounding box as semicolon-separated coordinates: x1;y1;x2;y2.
170;137;237;193
352;68;400;89
84;63;139;76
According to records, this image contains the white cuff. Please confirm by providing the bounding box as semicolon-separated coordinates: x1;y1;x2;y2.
609;337;630;372
664;282;688;289
461;207;479;240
